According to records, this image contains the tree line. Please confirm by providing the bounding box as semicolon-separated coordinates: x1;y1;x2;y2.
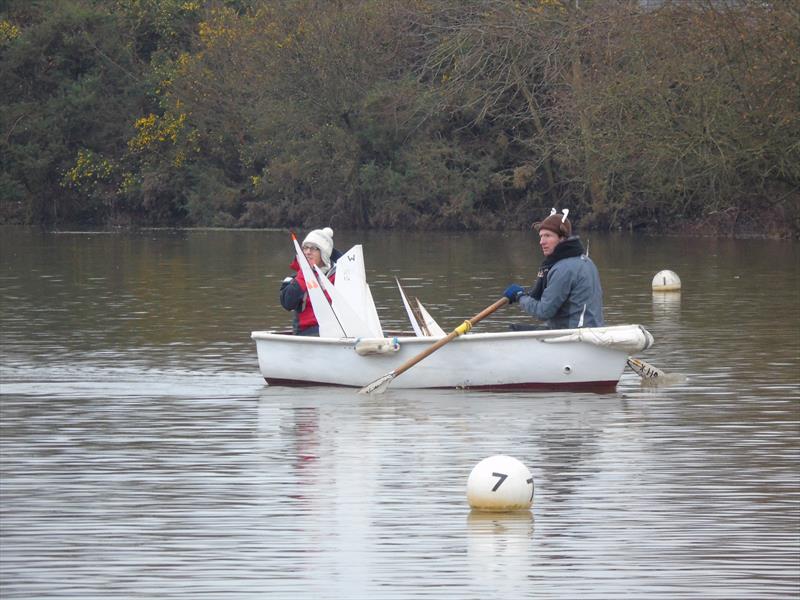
1;0;797;237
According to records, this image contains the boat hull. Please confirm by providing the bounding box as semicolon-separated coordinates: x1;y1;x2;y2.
251;325;653;392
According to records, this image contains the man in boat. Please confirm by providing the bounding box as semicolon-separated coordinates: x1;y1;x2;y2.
502;209;604;330
280;227;342;336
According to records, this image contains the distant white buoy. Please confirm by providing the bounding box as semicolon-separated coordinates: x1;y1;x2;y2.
467;455;533;512
652;270;681;291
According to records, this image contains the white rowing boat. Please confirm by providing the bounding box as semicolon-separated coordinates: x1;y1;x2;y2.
252;324;654;392
253;241;657;392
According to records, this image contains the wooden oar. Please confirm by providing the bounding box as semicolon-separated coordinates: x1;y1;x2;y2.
359;297;510;394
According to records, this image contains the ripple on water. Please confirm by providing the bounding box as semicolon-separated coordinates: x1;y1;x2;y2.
1;230;798;598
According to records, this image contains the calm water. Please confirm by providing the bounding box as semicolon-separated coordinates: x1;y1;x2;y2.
1;227;798;599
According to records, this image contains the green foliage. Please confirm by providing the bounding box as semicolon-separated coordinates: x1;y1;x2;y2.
555;1;800;234
111;0;202;62
1;0;797;236
1;0;148;224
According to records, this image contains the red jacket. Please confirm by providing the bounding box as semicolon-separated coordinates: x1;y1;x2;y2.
279;258;336;333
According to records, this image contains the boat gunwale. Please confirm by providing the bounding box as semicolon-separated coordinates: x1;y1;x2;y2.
250;323;649;345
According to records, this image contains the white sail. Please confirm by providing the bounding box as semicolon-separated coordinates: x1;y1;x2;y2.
334;245;383;338
396;277;425;337
395;278;445;337
314;264;377;339
363;284;382;337
292;235;345;338
416;299;446;337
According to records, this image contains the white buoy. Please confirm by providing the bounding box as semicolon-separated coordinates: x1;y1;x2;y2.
652;270;681;292
466;455;533;512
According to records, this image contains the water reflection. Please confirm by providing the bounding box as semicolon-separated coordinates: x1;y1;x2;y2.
651;291;682;321
466;511;534;594
1;228;798;599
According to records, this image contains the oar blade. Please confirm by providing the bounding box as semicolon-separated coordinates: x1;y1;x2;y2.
627;357;666;379
358;371;396;395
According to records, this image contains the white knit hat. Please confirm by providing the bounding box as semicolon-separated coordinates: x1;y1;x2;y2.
302;227;334;270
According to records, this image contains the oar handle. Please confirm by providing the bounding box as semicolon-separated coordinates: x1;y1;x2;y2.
393;297;509;378
469;297;510;325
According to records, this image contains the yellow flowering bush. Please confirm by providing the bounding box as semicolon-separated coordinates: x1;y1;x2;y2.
128;112;187;151
62;150;115;191
198;7;238;48
0;19;21;45
119;171;140;195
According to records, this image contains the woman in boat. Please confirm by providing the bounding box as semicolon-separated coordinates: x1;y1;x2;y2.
280;227;342;336
502;209;604;330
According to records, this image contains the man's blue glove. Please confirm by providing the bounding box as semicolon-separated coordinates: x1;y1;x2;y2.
503;284;524;304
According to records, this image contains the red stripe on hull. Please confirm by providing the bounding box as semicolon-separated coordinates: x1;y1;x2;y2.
264;378;618;394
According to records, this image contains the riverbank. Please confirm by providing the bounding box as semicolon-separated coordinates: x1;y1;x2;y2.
3;206;796;240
